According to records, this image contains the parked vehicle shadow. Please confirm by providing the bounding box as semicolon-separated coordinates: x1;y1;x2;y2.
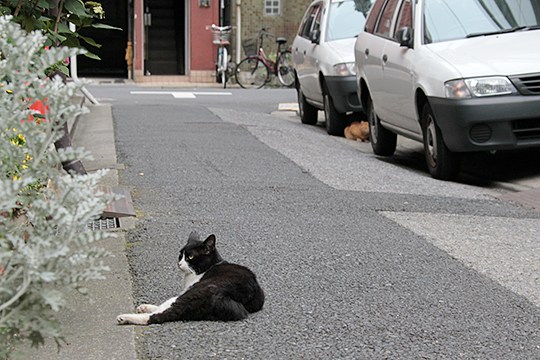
390;142;540;188
294;111;540;189
462;148;540;186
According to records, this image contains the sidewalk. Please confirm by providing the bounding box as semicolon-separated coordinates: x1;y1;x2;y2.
15;101;138;359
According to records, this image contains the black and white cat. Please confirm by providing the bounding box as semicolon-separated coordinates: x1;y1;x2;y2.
116;232;265;325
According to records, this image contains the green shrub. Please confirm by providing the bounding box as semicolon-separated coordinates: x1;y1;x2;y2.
0;0;119;63
0;16;113;357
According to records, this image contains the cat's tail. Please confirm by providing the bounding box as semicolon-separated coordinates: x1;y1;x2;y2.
214;297;250;321
244;281;265;314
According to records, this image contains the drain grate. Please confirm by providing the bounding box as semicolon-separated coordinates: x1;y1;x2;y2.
88;217;120;231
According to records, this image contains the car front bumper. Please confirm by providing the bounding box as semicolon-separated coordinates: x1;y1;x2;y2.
428;95;540;152
325;76;362;114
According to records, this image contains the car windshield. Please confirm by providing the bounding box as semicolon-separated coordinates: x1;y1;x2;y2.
424;0;540;43
325;0;374;41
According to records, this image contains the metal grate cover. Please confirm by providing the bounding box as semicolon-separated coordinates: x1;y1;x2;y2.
87;217;120;231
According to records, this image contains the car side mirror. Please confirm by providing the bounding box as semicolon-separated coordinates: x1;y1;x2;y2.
310;29;320;44
396;27;413;48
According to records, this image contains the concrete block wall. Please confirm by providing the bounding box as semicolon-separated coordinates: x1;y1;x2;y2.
230;0;311;61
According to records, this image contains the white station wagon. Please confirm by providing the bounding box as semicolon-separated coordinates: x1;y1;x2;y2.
354;0;540;180
293;0;374;136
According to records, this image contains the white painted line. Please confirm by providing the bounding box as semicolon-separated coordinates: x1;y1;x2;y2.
130;91;175;95
193;92;232;96
172;92;196;99
130;91;232;98
278;102;299;111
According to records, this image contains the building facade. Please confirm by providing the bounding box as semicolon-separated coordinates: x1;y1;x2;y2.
232;0;311;63
78;0;311;84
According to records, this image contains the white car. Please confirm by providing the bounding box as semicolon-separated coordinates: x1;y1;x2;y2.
293;0;374;136
354;0;540;180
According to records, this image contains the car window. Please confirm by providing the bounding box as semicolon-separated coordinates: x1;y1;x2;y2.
375;0;400;38
365;0;387;34
326;0;375;41
424;0;540;44
394;0;412;39
312;5;323;36
299;3;322;39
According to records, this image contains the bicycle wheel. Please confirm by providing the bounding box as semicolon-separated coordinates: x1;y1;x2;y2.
276;50;295;87
235;56;269;89
216;48;223;84
221;47;228;88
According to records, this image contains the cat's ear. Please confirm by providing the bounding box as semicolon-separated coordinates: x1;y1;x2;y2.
203;234;216;253
187;231;200;246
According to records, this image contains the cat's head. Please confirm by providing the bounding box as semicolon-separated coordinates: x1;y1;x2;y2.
178;232;223;275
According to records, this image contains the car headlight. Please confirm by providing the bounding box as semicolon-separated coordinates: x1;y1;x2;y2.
333;62;356;76
445;77;516;98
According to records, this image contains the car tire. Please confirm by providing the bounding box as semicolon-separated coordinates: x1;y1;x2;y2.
367;96;396;156
323;90;347;136
421;103;461;180
298;88;318;125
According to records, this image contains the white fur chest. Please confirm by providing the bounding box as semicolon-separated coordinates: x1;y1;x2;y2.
183;272;204;291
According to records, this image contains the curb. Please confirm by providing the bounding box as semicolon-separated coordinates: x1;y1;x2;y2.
15;97;138;360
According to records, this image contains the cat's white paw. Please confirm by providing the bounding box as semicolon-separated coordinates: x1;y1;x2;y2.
116;314;130;325
136;304;158;313
116;313;150;325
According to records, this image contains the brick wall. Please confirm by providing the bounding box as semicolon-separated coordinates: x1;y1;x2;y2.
230;0;311;62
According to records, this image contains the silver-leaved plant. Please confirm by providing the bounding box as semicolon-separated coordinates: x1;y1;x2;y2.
0;16;113;357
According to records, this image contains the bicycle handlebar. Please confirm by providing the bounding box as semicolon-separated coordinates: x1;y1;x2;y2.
206;24;233;31
256;27;273;37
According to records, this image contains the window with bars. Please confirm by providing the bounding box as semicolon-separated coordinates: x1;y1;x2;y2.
264;0;280;16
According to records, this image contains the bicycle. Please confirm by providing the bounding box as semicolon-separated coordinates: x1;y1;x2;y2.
235;28;295;89
207;24;233;88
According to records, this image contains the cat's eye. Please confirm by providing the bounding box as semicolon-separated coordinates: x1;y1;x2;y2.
187;255;194;260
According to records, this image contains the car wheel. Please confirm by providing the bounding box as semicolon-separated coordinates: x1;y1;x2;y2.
323;90;347;136
421;103;461;180
367;96;396;156
298;87;318;125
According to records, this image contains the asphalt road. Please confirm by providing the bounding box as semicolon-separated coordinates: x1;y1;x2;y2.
91;85;540;359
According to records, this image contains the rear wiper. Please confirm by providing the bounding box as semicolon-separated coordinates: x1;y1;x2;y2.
466;25;537;38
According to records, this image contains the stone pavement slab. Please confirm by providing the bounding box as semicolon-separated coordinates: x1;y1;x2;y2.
498;187;540;212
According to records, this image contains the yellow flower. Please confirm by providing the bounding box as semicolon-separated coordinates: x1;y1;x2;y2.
12;174;21;181
21;154;31;169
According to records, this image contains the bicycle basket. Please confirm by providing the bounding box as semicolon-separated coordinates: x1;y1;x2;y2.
212;28;231;44
242;38;258;56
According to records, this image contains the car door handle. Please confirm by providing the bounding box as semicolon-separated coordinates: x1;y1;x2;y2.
382;54;388;63
364;48;369;56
